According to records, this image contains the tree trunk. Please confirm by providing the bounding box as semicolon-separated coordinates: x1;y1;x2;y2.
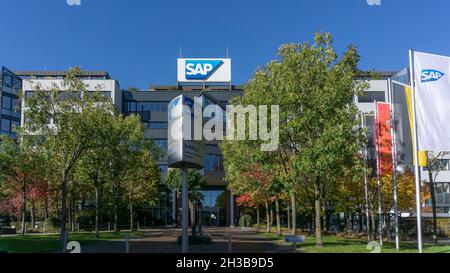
314;179;323;247
351;214;355;232
322;203;328;232
129;200;134;232
270;209;274;228
358;213;363;233
21;182;27;236
113;182;119;234
265;201;270;232
291;192;297;235
256;206;260;226
189;201;195;227
428;171;438;242
287;202;291;231
31;201;35;231
44;197;49;221
71;190;75;233
275;198;281;235
371;206;377;240
95;187;100;239
60;170;68;242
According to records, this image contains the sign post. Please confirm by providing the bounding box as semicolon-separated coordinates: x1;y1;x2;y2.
168;95;204;254
181;168;188;253
284;235;305;253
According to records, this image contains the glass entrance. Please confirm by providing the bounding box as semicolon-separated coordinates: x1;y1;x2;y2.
199;190;225;226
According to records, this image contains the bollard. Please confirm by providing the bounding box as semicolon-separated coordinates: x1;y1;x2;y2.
125;233;130;253
228;228;233;253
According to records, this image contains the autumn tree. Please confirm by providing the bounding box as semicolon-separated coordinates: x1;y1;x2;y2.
0;136;46;235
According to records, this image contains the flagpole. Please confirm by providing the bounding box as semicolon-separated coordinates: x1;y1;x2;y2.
388;77;400;251
409;48;424;253
361;112;371;242
374;101;383;247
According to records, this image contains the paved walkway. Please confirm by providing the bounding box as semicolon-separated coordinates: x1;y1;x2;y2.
80;227;294;253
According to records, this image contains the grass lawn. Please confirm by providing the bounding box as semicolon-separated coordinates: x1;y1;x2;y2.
261;232;450;253
0;231;142;253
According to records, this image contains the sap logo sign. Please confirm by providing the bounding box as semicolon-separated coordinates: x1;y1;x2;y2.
185;60;224;80
421;69;445;83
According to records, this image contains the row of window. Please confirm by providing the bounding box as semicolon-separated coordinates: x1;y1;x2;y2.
25;90;112;99
153;140;222;172
145;122;168;129
1;84;21;95
20;75;109;80
126;102;169;113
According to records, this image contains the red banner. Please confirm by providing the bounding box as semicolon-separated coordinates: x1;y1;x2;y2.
374;102;393;176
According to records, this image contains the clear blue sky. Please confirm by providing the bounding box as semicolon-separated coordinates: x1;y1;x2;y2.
1;0;450;89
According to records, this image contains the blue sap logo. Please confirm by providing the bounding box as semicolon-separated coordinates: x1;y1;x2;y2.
185;60;223;80
421;69;445;83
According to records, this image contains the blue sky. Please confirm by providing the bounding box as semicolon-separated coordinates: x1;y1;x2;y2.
1;0;450;89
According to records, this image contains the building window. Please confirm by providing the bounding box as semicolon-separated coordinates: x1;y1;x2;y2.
25;91;34;98
88;91;112;98
159;164;168;176
358;91;386;103
204;154;222;172
1;118;11;133
147;122;168;129
154;139;168;152
200;190;225;209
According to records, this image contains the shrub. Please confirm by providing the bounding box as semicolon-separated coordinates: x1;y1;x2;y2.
238;214;254;227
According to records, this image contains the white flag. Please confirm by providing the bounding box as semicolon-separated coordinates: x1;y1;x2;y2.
414;51;450;151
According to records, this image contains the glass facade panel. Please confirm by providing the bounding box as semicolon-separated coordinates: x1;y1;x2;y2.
2;96;11;109
1;67;22;139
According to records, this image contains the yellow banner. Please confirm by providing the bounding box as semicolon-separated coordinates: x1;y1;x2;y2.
405;86;428;166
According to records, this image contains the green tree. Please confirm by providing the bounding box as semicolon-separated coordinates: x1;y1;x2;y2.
165;169;206;230
22;67;115;241
122;144;161;231
222;33;366;247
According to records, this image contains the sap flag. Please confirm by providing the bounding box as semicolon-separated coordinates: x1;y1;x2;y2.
414;51;450;151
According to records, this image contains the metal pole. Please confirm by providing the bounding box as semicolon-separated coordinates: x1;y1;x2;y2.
181;167;189;253
62;230;68;253
388;78;400;251
228;227;233;253
230;192;235;228
361;113;371;242
172;190;177;226
374;101;383;247
409;49;423;253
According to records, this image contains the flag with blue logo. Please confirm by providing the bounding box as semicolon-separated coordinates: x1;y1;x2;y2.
414;51;450;151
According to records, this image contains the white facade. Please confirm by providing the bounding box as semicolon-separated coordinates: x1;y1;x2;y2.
21;78;122;127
